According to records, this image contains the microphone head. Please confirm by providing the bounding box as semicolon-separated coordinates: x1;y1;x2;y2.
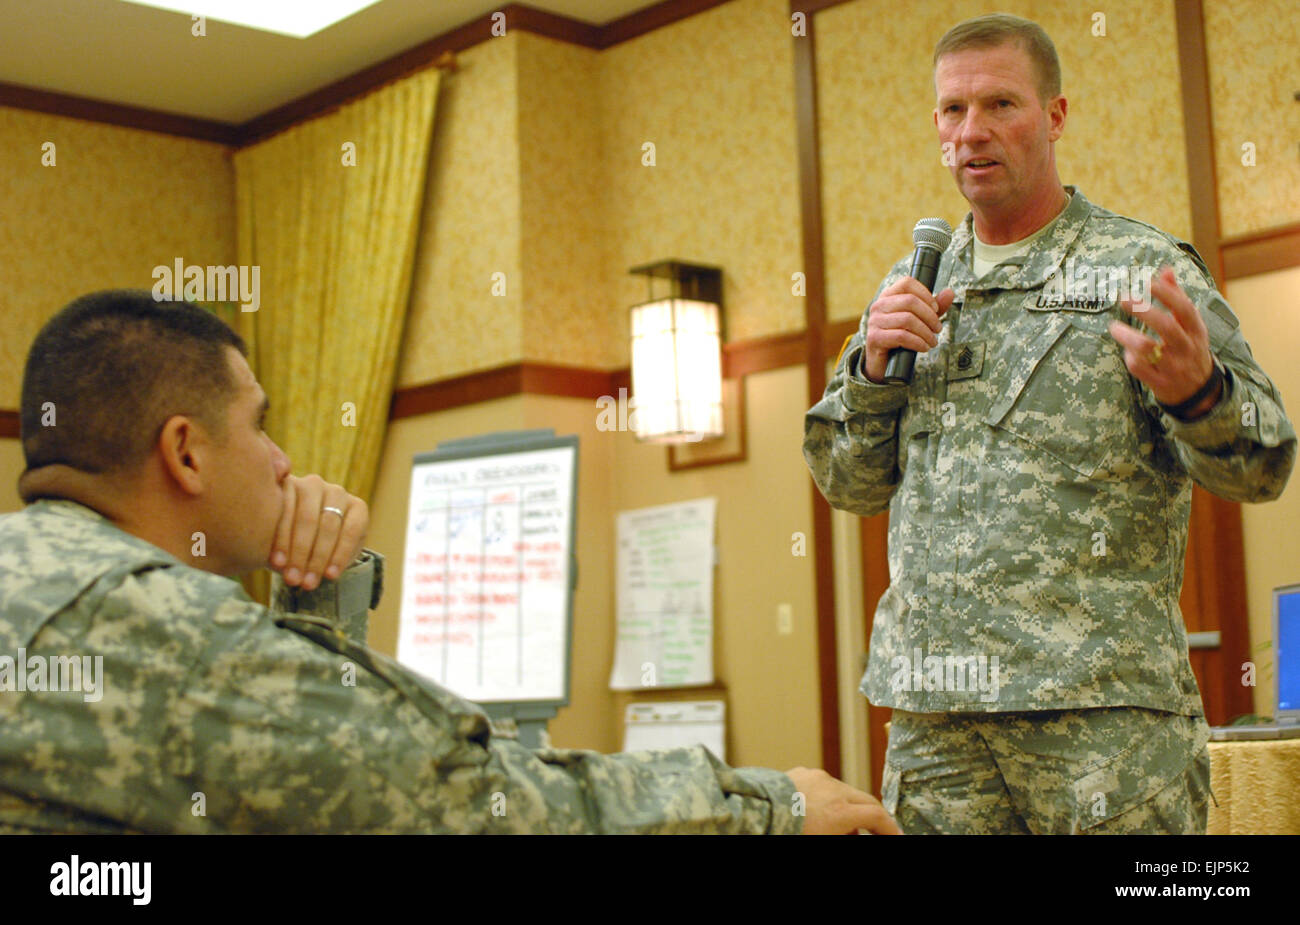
913;217;953;252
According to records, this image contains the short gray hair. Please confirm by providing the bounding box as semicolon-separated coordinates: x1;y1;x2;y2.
934;13;1061;102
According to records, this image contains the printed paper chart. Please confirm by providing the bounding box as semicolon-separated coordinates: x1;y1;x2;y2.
610;497;717;690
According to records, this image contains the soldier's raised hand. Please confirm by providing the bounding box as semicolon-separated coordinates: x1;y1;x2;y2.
270;474;368;591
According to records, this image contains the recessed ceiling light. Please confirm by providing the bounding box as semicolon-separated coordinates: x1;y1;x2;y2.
117;0;383;39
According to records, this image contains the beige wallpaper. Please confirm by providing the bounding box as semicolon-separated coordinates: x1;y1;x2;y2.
2;0;1288;399
397;0;805;381
516;34;618;371
396;34;524;387
0;106;236;407
595;0;805;356
1204;0;1300;238
816;0;1192;322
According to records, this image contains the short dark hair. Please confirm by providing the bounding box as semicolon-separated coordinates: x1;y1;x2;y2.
934;13;1061;102
20;290;248;475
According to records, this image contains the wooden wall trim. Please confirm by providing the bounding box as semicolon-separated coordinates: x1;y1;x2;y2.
388;362;586;419
518;362;617;400
822;318;858;361
722;330;805;379
1174;0;1253;724
1174;0;1225;285
792;2;842;778
506;2;603;47
597;0;735;48
792;0;857;14
241;0;738;146
1222;223;1300;280
858;514;890;797
379;328;814;423
0;81;239;145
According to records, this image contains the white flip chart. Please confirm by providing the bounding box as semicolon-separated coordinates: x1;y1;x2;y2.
397;443;574;703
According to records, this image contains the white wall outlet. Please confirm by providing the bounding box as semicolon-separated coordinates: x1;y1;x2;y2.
777;603;793;635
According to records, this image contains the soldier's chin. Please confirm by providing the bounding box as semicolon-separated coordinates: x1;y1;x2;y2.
230;534;278;579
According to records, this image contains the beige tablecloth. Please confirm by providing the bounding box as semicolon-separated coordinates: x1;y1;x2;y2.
1207;738;1300;834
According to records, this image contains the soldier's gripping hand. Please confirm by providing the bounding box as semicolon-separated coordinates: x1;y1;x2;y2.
270;474;369;591
861;278;956;383
785;767;903;835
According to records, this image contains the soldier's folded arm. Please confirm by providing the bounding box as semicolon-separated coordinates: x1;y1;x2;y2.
167;593;805;834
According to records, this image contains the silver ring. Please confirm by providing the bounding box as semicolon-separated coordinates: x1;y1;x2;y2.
322;506;345;519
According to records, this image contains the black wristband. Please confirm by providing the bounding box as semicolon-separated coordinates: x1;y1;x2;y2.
1160;360;1225;421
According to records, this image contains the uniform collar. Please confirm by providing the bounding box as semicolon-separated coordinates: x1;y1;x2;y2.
28;497;110;522
26;498;184;567
948;186;1091;293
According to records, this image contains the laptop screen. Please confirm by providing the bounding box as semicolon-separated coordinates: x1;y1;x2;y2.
1277;586;1300;715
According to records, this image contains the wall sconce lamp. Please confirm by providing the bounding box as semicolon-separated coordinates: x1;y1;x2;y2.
628;260;724;444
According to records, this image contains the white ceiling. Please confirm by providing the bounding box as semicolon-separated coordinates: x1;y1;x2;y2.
0;0;662;124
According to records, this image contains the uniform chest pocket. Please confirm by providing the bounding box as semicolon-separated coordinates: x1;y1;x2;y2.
982;314;1140;478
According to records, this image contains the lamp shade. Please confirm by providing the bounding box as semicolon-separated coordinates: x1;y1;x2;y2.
629;297;723;443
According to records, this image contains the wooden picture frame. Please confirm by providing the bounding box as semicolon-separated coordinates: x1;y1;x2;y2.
666;377;747;471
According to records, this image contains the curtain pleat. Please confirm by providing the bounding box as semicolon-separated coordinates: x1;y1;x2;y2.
233;69;440;503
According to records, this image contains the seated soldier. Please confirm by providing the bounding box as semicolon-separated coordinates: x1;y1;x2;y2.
0;289;896;834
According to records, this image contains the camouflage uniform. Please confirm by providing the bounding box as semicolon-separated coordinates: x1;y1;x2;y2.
883;708;1213;834
804;188;1295;833
0;500;800;833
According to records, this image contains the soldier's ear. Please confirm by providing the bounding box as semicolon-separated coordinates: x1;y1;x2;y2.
156;415;206;496
1047;94;1067;141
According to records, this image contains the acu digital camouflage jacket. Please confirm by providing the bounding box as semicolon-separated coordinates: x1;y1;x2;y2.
0;500;799;834
804;188;1295;714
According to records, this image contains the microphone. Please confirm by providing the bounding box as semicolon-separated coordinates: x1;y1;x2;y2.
883;217;954;385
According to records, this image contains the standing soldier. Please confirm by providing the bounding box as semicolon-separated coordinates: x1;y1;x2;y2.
804;13;1294;833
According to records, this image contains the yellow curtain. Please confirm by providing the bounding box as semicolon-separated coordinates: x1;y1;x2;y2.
233;69;440;502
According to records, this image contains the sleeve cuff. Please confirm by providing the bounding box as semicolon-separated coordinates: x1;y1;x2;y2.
734;767;804;834
271;548;384;643
1163;365;1240;448
841;346;909;415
